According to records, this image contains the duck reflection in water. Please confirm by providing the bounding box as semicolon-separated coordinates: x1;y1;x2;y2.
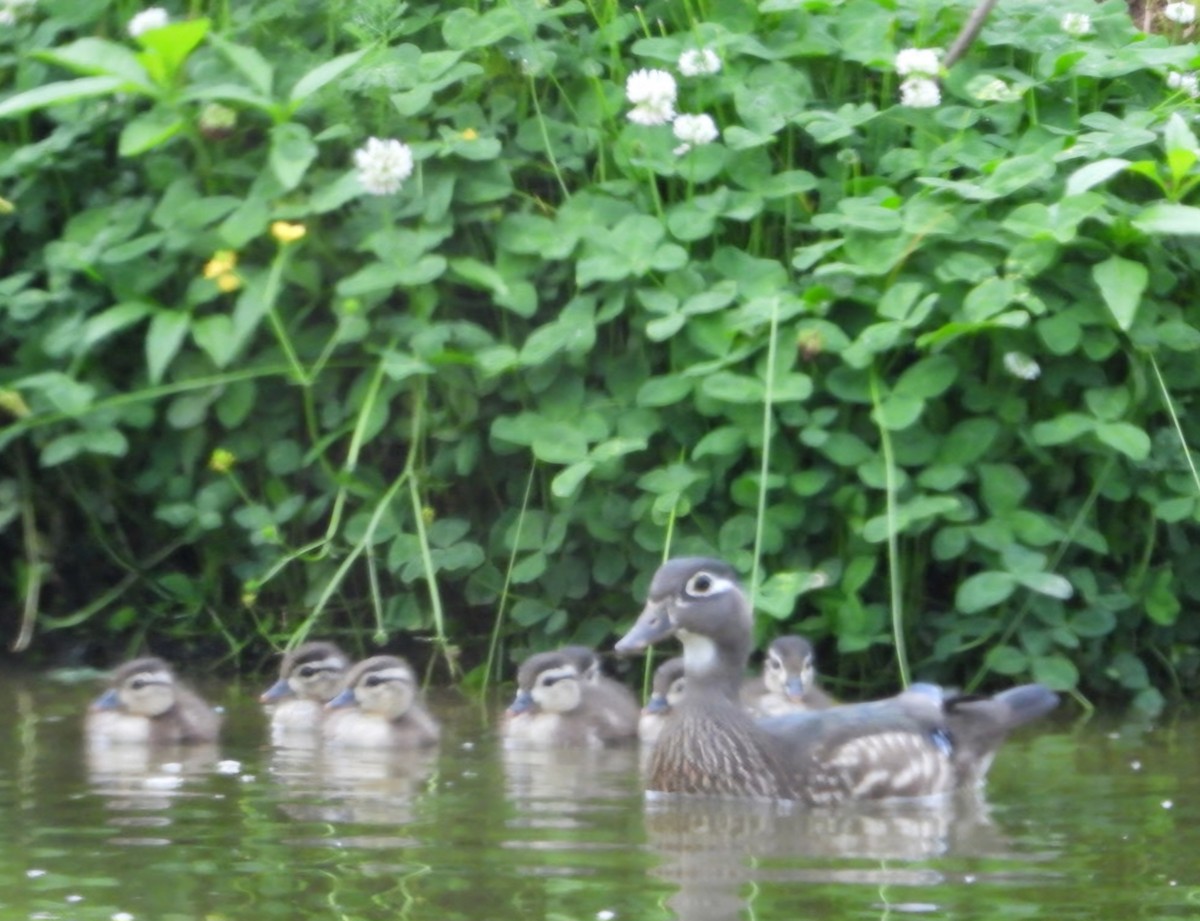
643;791;1004;921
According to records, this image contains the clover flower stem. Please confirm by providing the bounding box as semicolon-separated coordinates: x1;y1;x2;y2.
1150;352;1200;497
870;367;911;689
322;335;401;546
263;248;310;387
483;458;537;691
528;74;570;200
749;297;780;614
406;381;460;680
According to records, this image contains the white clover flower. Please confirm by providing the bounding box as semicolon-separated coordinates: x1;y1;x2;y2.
1003;351;1041;381
354;137;415;195
1060;12;1092;35
895;48;940;77
0;0;37;24
626;68;677;126
671;113;719;155
678;48;722;77
899;77;941;108
1164;1;1196;23
1167;71;1200;96
127;7;169;37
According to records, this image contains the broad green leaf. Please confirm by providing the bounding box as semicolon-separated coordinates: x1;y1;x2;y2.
1031;654;1079;690
1031;412;1093;446
208;35;274;96
1015;571;1074;600
552;462;595;499
1134;203;1200;235
288;49;367;107
1092;256;1146;332
136;19;211;85
1064;158;1129;196
1094;421;1150;459
37;38;149;85
1163;112;1200;184
0;76;131;119
269;123;318;190
956;570;1016;613
191;315;237;367
119;109;184;156
985;645;1028;675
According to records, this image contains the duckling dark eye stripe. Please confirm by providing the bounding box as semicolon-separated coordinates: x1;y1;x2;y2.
130;672;172;686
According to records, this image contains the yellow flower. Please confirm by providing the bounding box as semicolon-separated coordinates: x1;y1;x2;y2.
208;448;237;473
216;272;241;293
460;128;479;141
203;250;237;279
271;221;307;244
0;389;30;418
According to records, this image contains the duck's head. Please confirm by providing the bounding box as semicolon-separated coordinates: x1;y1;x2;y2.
326;655;417;720
261;641;349;704
763;635;817;701
507;651;583;716
556;645;603;684
615;558;753;684
91;657;179;718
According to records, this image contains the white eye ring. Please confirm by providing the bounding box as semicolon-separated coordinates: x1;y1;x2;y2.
684;571;736;598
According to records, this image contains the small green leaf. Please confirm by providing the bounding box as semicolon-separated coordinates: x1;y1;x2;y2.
1092;256;1146;332
1031;654;1079;690
269;123;318;191
1064;158;1130;196
1134;203;1200;235
1094;421;1150;459
288;49;367;107
119;108;184;156
985;645;1028;676
1014;571;1073;600
956;571;1016;613
0;76;131;119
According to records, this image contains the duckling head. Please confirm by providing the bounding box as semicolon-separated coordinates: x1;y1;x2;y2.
261;641;349;704
644;656;686;714
507;651;583;716
327;655;417;720
556;645;603;684
763;636;817;701
92;657;178;718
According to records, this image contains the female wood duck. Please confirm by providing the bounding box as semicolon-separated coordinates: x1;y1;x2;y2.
615;557;1059;804
503;650;639;748
741;635;835;717
639;656;686;745
260;641;350;737
86;657;222;745
323;655;440;749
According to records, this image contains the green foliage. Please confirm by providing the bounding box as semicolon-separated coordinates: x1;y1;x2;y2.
3;0;1200;704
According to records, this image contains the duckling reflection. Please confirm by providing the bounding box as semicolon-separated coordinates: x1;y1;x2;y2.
260;641;349;746
740;635;835;717
86;657;221;746
644;790;1002;921
502;743;640;823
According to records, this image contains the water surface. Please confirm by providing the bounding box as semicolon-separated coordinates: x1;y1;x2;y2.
0;670;1195;921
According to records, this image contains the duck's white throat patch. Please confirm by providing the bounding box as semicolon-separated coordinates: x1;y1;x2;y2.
678;629;719;674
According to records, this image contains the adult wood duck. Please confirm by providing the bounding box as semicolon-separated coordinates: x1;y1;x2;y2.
260;641;350;737
740;635;835;717
639;656;686;745
323;655;440;749
503;650;639;748
615;557;1059;804
86;657;222;745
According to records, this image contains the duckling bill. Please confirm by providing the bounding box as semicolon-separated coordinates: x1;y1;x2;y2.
616;557;1058;804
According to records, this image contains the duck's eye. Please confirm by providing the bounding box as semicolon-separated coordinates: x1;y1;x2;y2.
364;675;383;687
686;572;715;595
539;675;554;687
297;666;317;679
767;657;783;671
129;679;147;691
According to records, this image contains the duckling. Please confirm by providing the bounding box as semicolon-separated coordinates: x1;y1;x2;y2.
260;641;350;738
503;650;639;748
557;643;643;720
85;657;221;745
741;635;834;717
615;557;1058;803
323;655;440;749
639;656;686;745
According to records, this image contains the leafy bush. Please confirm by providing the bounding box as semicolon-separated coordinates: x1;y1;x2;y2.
3;0;1199;708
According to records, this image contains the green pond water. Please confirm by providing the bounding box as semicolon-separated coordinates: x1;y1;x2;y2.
0;670;1196;921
